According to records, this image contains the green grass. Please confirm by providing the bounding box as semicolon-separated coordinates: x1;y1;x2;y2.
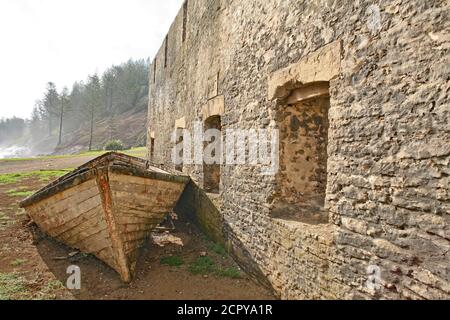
33;169;73;182
160;256;184;267
0;211;9;220
43;279;64;292
209;243;227;256
0;212;11;230
0;273;28;300
0;273;63;300
15;208;26;217
189;256;216;275
0;173;24;185
0;169;72;186
10;259;27;267
0;147;147;163
189;256;242;279
6;188;35;197
216;267;242;279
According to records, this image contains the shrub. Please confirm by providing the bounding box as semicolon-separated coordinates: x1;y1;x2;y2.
104;140;125;151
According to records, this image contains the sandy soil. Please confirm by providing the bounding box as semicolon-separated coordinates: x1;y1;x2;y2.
0;157;274;300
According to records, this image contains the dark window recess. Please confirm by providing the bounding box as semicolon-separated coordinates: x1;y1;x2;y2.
164;36;168;68
182;0;188;42
175;132;183;172
150;138;155;159
203;115;221;194
153;60;157;83
271;82;331;225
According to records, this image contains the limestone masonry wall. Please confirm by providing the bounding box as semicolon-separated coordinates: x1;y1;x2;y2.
148;0;450;299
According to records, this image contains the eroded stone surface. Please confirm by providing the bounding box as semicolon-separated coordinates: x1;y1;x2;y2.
148;0;450;300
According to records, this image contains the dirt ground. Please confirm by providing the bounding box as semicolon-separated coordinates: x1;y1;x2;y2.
0;157;275;300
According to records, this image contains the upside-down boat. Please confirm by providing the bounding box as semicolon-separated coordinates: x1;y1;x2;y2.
20;152;190;282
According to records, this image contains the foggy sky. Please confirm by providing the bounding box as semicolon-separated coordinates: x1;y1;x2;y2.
0;0;183;119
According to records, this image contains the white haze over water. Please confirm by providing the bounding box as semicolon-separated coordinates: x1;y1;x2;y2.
0;145;32;159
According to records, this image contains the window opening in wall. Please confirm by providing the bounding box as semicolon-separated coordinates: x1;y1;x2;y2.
164;35;168;68
175;129;183;172
271;82;330;225
203;115;221;194
153;59;157;83
150;138;155;160
182;0;188;42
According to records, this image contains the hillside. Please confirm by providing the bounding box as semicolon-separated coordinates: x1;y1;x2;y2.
54;109;147;154
0;59;149;158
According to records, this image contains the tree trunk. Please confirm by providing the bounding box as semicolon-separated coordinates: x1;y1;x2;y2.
48;116;52;137
58;100;64;146
108;88;114;140
89;107;94;151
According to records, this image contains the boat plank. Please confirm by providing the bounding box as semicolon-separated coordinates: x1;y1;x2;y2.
29;183;99;219
58;212;106;243
32;197;102;231
48;205;102;237
116;215;163;225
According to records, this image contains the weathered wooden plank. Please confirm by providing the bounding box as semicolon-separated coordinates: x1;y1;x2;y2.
58;213;105;242
49;205;102;237
21;152;189;283
116;215;164;225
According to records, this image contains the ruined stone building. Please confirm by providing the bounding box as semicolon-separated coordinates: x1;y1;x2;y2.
147;0;450;299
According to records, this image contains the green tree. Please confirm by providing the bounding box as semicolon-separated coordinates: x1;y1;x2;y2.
85;75;102;151
57;87;69;146
41;82;60;136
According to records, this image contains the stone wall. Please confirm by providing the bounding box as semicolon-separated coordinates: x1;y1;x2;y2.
148;0;450;299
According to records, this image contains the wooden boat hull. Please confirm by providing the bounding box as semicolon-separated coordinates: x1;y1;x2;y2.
20;153;189;282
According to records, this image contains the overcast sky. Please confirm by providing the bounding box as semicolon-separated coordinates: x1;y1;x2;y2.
0;0;183;119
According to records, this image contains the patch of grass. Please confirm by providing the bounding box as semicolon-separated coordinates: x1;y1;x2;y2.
216;267;242;279
7;188;35;197
15;208;26;217
189;256;217;275
209;243;227;256
0;147;147;163
189;257;242;279
31;169;72;182
123;147;147;157
0;273;62;300
1;243;11;252
10;259;27;267
31;278;66;300
0;273;28;300
0;169;71;186
0;212;11;230
0;173;24;185
160;256;184;267
43;279;65;293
